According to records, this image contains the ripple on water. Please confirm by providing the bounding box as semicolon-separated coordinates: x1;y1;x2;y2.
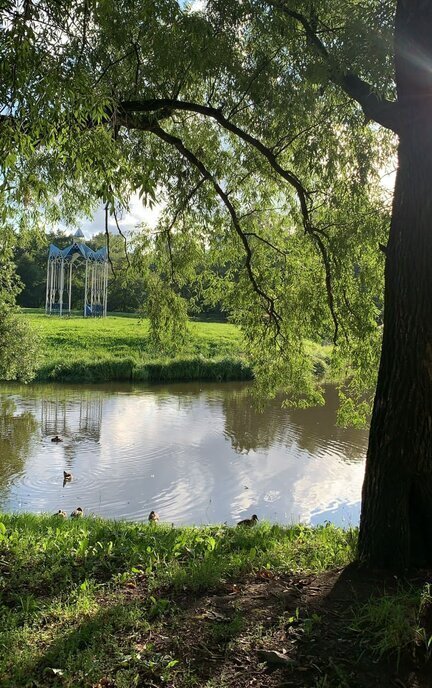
0;382;368;525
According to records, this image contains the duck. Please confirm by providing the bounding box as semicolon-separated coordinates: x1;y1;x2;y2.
148;510;160;523
237;514;259;527
51;435;63;443
54;509;67;518
63;471;73;482
71;506;84;518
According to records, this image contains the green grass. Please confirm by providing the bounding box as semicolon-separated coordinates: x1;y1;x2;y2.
1;515;429;687
0;514;355;687
21;310;253;383
19;310;334;384
351;583;432;666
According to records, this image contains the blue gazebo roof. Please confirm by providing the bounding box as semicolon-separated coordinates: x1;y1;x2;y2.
48;242;107;262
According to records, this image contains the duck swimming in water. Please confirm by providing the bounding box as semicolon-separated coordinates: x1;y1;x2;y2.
71;507;83;518
51;435;63;443
54;509;67;518
148;510;160;523
63;471;72;481
237;514;258;527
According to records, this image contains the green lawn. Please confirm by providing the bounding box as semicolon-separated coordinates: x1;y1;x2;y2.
16;310;333;384
22;311;252;383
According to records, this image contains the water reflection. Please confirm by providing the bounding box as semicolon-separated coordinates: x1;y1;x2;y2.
0;398;38;491
223;385;365;463
0;382;368;526
41;392;103;442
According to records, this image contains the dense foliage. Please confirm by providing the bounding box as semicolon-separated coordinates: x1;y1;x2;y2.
0;0;396;418
0;235;39;382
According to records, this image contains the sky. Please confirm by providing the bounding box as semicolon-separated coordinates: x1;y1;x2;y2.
73;193;162;240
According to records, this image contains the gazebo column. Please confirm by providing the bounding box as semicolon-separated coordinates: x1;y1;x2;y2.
103;261;108;317
49;259;54;313
45;259;50;314
84;259;88;317
59;258;64;316
90;263;94;314
68;261;72;313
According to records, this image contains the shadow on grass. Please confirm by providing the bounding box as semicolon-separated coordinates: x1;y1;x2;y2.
4;600;150;687
4;586;257;688
0;516;359;687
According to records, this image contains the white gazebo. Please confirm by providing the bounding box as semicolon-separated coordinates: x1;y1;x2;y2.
45;230;108;316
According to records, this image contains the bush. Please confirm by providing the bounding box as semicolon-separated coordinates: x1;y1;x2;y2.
0;312;40;382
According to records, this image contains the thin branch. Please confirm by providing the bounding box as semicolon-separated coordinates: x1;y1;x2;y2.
166;177;206;235
163;178;206;286
94;47;136;87
104;204;116;277
133;41;141;96
271;111;336;156
307;229;339;345
111;206;130;267
77;0;88;65
243;231;288;257
164;226;175;286
227;45;285;119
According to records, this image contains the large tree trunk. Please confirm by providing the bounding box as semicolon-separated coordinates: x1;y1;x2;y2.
358;1;432;569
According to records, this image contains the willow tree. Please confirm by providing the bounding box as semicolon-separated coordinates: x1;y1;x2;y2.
1;0;429;567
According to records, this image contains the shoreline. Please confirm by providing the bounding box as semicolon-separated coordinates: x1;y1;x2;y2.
0;513;428;687
34;355;254;384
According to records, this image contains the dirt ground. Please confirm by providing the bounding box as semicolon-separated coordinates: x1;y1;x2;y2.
123;565;432;688
91;564;432;688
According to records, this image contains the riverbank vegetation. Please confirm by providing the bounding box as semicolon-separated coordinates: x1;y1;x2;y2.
1;514;431;688
0;243;40;384
19;311;332;384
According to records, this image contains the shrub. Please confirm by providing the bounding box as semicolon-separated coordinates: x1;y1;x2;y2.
0;312;41;382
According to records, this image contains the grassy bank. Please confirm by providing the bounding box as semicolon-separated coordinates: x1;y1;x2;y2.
22;311;253;383
0;514;430;688
19;311;333;384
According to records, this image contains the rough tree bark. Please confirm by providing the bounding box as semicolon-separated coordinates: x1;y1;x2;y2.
358;0;432;569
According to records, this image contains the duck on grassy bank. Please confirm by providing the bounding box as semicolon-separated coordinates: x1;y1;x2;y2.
71;507;83;518
54;509;67;518
148;510;159;523
237;514;259;527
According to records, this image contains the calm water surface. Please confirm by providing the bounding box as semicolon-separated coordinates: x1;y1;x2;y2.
0;382;368;526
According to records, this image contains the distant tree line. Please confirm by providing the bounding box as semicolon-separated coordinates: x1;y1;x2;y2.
14;230;226;320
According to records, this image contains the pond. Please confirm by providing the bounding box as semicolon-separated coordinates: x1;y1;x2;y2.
0;382;368;526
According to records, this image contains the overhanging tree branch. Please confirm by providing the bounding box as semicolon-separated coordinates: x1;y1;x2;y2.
148;122;283;330
118;98;312;218
116;108;340;343
268;1;400;132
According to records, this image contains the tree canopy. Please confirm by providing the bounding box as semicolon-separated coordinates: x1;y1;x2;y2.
0;0;397;414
